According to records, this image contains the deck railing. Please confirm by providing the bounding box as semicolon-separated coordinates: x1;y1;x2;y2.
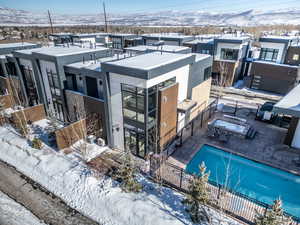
150;160;300;225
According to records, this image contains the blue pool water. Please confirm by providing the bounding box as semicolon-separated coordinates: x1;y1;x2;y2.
186;145;300;218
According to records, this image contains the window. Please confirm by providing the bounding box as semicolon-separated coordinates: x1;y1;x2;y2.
5;62;17;76
259;48;279;62
46;70;61;97
220;48;239;60
121;84;145;124
293;54;299;61
20;65;38;106
204;66;212;80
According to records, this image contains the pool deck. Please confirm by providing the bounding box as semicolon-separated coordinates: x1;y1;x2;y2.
168;111;300;175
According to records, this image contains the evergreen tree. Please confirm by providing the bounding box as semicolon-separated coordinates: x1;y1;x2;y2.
114;152;142;193
183;162;211;223
255;199;292;225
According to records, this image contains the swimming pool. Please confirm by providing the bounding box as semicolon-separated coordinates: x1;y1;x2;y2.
186;145;300;218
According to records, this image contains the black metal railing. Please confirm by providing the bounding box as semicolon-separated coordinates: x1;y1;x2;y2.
150;160;300;225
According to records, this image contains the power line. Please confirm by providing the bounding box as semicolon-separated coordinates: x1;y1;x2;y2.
48;10;54;34
103;1;108;32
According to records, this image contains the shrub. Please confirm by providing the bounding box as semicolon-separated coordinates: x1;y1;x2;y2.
114;153;142;193
32;137;43;150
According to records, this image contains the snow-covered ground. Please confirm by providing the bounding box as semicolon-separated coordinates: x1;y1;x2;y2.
0;123;242;225
0;191;46;225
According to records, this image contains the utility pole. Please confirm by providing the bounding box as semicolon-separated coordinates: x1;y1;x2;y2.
48;10;54;34
103;1;108;33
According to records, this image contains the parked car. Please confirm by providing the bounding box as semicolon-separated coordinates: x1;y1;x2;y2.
256;101;278;122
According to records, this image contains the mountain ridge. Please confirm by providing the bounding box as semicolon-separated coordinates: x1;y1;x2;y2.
1;6;300;26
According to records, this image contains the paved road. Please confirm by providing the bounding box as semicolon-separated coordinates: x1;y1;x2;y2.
0;160;100;225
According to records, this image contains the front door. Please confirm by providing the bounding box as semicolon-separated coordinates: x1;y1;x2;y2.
124;127;145;158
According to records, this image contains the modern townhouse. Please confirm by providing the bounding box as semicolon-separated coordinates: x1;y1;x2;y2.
245;36;300;94
71;33;97;46
101;52;213;157
0;42;41;104
12;46;111;121
1;39;213;158
183;34;220;55
49;33;73;46
110;33;141;49
142;33;194;46
212;35;250;86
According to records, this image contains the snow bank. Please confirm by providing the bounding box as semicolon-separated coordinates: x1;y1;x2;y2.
0;191;46;225
0;125;242;225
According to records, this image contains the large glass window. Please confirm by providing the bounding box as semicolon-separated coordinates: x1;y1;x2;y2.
220;48;239;60
122;77;176;158
259;48;279;62
20;65;38;106
121;84;145;124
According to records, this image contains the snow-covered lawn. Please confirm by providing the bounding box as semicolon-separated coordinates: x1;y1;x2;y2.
0;191;46;225
0;124;242;225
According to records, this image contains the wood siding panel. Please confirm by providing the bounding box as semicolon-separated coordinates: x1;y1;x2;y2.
158;83;179;150
250;62;299;94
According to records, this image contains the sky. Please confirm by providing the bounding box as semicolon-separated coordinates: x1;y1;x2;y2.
1;0;299;14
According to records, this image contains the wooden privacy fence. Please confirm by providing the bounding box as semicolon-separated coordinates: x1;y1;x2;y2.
150;160;300;225
159;99;218;158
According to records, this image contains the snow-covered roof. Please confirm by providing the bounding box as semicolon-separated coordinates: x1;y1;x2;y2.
125;45;190;53
110;33;136;37
103;52;192;70
260;35;299;41
66;54;125;72
142;33;193;40
31;46;109;57
194;53;211;62
0;42;38;49
215;35;250;43
71;33;97;38
273;84;300;117
14;47;46;55
184;39;214;44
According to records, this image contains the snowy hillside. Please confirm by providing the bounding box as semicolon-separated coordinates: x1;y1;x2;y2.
1;6;300;26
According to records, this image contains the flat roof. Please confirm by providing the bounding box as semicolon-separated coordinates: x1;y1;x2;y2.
66;54;125;72
110;33;136;37
125;45;190;52
273;84;300;117
0;42;38;49
14;47;46;55
215;35;250;44
254;60;299;68
194;53;211;62
102;51;195;79
49;33;73;37
71;33;97;38
103;52;191;70
184;39;214;44
30;46;109;57
142;33;193;40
